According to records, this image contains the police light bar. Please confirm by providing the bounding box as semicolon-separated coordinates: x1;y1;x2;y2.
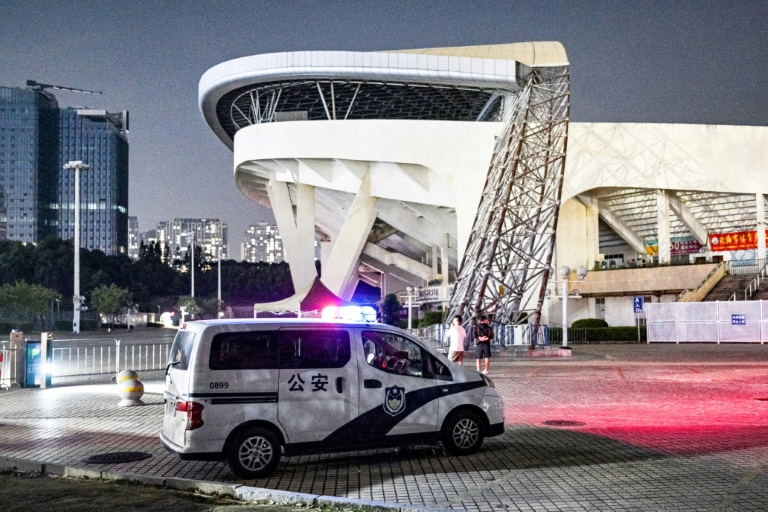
321;305;377;322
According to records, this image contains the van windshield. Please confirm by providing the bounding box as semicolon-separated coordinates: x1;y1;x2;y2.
168;330;196;370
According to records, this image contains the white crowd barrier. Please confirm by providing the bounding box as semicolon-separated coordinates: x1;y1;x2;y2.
647;300;768;343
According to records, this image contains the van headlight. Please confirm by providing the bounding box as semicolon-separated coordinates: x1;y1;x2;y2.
481;373;494;387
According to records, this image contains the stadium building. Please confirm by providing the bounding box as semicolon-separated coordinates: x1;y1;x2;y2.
198;42;768;329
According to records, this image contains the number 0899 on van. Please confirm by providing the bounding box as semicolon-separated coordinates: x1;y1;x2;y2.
160;318;504;478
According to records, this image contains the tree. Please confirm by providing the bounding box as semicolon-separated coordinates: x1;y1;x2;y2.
90;284;132;329
380;293;401;326
0;281;59;327
177;296;201;320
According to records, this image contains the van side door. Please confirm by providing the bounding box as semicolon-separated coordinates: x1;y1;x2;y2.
277;328;358;445
354;330;439;441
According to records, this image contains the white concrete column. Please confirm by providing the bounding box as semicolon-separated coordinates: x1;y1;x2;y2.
757;194;766;262
431;246;438;279
586;196;600;270
656;189;671;264
266;179;318;293
321;238;333;271
322;170;379;300
440;242;449;284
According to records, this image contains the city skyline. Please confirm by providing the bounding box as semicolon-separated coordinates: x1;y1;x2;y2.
1;1;765;252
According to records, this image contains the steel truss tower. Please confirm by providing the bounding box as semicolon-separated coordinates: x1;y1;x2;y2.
446;65;570;325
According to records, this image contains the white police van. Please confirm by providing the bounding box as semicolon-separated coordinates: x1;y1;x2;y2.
160;314;504;478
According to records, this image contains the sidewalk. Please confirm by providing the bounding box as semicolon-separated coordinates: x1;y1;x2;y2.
1;343;768;511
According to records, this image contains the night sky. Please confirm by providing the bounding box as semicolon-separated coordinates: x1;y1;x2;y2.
1;1;766;255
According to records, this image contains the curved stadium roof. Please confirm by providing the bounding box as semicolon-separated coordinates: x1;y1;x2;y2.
199;42;568;148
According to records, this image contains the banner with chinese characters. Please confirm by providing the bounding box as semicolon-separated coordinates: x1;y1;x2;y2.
709;230;768;252
644;236;703;256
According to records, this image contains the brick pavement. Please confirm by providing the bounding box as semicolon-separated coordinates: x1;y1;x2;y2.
1;343;768;511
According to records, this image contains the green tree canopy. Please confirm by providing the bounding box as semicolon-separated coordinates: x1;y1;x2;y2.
90;284;132;319
380;293;401;326
177;296;201;319
0;281;59;321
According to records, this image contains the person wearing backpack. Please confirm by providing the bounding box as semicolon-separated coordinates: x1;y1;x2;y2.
473;315;494;374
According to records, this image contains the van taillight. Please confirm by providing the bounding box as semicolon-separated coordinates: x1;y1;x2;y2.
176;400;204;430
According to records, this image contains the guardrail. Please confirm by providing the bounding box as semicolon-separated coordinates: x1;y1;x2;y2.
729;259;768;301
51;340;171;377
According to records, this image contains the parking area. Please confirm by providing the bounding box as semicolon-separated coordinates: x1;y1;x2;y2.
1;342;768;511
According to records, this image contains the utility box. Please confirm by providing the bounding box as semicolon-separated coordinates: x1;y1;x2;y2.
24;341;41;388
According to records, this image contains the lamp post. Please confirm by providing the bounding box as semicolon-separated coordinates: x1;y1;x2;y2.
559;265;588;348
217;245;222;318
404;286;419;330
64;160;90;334
190;232;195;298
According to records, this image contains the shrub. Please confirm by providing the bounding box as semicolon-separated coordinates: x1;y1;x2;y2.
55;320;71;331
418;311;444;328
0;321;33;333
571;318;609;329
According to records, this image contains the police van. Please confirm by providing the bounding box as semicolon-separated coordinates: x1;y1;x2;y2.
160;313;504;478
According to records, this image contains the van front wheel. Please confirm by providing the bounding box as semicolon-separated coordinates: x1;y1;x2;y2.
227;427;282;478
441;411;484;455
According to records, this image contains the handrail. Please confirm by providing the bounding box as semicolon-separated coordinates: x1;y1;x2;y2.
729;259;768;301
675;262;725;302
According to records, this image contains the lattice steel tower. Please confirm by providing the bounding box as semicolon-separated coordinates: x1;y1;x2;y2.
446;65;570;325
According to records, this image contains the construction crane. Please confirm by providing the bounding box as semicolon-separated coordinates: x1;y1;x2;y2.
26;80;102;95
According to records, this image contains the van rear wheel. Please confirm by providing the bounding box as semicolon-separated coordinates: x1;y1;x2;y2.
227;427;281;478
441;410;484;455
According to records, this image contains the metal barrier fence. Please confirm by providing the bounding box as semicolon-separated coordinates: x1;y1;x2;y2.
0;347;12;389
647;300;768;343
51;341;172;377
415;323;552;349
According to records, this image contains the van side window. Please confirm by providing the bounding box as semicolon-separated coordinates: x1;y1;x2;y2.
361;331;432;379
278;330;350;369
168;331;196;370
209;332;279;370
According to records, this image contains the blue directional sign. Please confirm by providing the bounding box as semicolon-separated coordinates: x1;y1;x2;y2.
633;296;644;313
732;314;746;325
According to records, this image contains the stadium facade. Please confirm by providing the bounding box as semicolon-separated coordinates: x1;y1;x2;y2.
199;42;768;327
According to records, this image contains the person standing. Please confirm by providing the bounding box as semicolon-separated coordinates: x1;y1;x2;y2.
446;315;467;365
474;315;494;374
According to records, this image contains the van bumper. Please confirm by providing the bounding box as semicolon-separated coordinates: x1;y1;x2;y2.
160;432;222;461
487;422;504;437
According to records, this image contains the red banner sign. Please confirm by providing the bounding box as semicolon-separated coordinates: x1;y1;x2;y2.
709;230;768;252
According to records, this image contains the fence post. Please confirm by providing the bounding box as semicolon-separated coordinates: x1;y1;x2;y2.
115;339;121;378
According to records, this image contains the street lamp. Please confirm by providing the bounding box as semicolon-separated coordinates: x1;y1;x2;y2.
559;265;588;348
64;160;90;333
217;245;222;318
190;232;195;298
404;286;419;330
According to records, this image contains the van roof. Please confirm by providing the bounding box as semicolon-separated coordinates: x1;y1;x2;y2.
182;318;392;329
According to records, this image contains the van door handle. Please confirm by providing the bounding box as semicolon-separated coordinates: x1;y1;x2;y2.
336;377;343;393
364;379;382;389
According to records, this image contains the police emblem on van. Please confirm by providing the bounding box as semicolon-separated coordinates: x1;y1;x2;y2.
384;386;406;416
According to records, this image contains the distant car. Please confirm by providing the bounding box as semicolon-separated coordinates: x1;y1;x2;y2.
159;312;179;327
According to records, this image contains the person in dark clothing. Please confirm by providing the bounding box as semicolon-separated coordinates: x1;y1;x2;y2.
473;315;493;374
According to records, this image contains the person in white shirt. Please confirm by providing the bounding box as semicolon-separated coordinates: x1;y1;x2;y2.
446;315;467;365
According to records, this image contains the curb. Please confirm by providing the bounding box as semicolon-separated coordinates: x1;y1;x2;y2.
0;456;429;511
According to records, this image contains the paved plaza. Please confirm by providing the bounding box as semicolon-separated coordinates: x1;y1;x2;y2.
1;342;768;511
